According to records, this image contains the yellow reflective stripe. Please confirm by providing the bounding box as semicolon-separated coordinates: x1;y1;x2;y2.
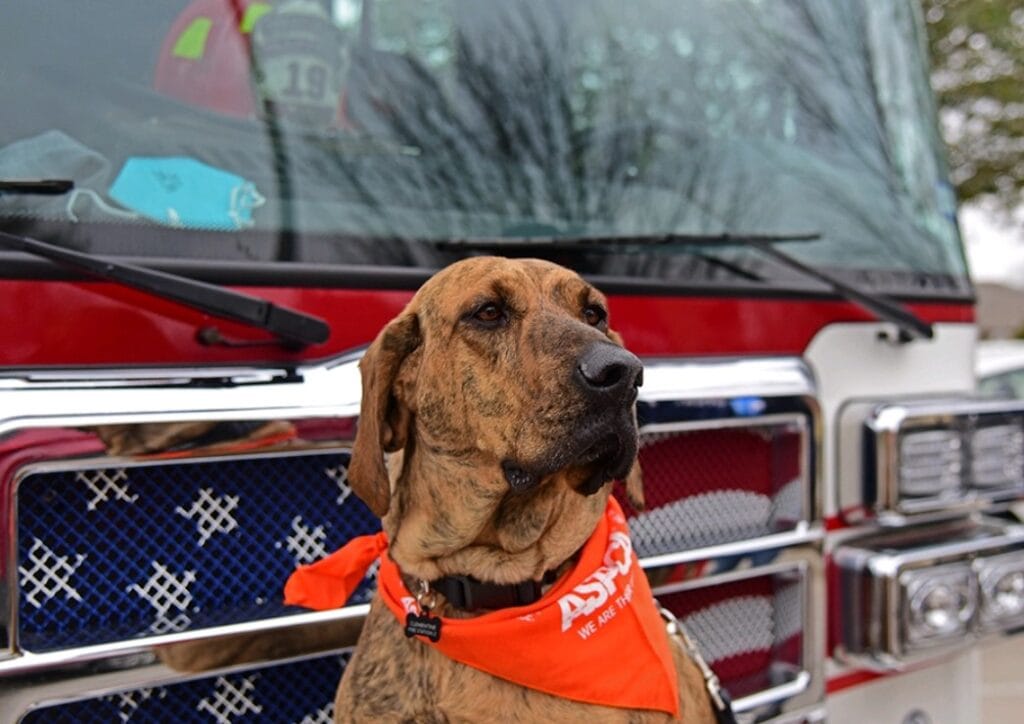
172;17;213;60
240;3;272;33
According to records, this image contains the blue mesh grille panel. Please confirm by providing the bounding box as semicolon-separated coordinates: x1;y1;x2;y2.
17;452;380;651
19;653;349;723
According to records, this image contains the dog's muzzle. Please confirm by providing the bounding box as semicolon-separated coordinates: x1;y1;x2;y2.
502;343;642;496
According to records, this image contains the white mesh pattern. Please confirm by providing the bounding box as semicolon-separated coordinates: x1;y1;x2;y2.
175;488;241;546
775;580;803;642
629;490;771;551
281;515;329;564
365;558;381;585
128;561;197;633
295;703;335;724
103;687;167;722
196;676;263;723
75;469;138;511
683;596;775;663
770;477;804;524
325;464;352;506
18;538;87;608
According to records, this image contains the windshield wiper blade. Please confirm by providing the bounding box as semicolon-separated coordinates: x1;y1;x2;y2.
746;238;933;342
437;231;933;342
0;179;75;195
0;231;330;348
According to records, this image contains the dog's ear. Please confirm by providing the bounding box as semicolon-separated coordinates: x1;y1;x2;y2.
349;312;420;517
622;459;645;511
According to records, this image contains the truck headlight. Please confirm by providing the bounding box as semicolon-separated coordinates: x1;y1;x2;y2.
975;552;1024;629
898;429;962;499
969;422;1024;490
863;400;1024;518
902;565;975;647
835;517;1024;669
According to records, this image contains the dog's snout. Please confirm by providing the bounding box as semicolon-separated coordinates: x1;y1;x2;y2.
576;343;643;398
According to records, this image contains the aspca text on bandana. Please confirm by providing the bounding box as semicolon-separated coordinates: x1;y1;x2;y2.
557;530;636;637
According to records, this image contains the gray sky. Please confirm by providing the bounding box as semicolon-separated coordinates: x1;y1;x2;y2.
961;201;1024;288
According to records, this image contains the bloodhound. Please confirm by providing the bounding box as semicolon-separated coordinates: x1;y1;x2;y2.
338;257;715;723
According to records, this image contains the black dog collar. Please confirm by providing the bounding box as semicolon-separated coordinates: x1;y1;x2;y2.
429;569;561;612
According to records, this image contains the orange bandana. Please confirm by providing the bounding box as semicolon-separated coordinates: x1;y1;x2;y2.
284;497;680;716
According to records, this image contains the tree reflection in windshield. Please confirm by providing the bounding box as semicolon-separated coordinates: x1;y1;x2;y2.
0;0;967;293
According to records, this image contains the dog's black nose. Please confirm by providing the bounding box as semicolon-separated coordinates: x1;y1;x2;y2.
576;343;643;400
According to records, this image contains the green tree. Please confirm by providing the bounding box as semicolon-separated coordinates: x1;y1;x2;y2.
921;0;1024;214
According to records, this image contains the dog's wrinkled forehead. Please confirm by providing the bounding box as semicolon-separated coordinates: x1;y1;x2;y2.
415;257;603;325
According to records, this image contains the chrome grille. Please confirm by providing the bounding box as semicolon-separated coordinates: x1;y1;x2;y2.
19;653;348;723
4;356;822;721
16;452;379;651
656;565;807;704
620;418;809;557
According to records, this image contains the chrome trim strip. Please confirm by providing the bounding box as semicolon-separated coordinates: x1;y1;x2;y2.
638;412;807;435
640;357;817;401
0;360;363;438
732;670;812;713
870;398;1024;425
639;525;822;570
651;557;810;597
17;445;356;479
0;367;295;389
0;604;365;719
0;606;367;677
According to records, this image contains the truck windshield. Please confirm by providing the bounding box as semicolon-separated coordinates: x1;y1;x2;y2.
0;0;968;296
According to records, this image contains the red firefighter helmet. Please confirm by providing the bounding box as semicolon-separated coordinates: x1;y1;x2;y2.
154;0;349;128
154;0;268;118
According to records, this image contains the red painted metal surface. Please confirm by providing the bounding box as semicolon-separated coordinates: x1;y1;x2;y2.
825;669;888;695
0;278;973;367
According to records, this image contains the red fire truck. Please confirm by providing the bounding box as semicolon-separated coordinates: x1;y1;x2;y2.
2;1;1021;722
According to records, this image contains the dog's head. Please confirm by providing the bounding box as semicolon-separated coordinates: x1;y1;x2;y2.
348;257;643;579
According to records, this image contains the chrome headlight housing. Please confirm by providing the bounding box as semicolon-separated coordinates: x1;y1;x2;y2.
835;517;1024;669
863;400;1024;517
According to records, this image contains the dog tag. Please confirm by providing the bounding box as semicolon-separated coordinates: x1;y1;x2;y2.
405;611;442;642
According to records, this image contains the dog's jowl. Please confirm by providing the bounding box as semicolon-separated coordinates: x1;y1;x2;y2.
286;257;715;723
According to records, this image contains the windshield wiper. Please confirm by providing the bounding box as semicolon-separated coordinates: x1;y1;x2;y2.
0;231;330;348
748;238;933;343
0;179;75;195
438;231;934;343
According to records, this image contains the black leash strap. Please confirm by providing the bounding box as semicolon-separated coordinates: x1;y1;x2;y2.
658;603;738;724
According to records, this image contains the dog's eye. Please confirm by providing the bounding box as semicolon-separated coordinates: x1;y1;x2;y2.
471;302;506;326
583;305;607;327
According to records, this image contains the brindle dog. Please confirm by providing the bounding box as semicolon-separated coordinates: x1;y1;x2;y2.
340;257;714;723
